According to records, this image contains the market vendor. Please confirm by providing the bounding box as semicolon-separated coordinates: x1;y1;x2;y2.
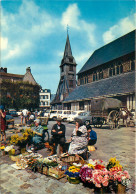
68;119;88;159
49;118;66;155
86;124;97;145
30;119;45;145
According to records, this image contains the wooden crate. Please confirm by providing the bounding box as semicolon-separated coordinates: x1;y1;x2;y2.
43;166;49;175
48;167;66;179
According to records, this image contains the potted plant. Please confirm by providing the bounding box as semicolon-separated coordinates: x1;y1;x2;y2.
65;166;80;184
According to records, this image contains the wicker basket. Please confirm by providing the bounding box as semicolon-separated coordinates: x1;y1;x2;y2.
60;155;85;164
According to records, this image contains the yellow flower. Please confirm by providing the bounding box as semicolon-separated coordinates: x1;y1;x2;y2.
0;146;5;150
88;164;95;169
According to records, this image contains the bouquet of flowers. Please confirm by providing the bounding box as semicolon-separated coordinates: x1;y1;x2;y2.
92;169;111;188
65;166;80;178
109;166;131;187
106;157;122;170
88;159;106;170
79;165;94;183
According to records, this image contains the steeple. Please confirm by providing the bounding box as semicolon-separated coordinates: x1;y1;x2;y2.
63;34;73;58
61;33;76;66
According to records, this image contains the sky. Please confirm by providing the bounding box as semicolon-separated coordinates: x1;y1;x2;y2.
1;0;136;94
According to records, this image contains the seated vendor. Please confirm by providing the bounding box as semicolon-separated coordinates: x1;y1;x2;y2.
49;118;66;155
68;119;88;159
86;125;97;145
30;119;45;145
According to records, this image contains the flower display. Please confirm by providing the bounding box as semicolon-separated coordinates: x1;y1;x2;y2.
10;128;34;146
92;169;111;188
110;167;131;187
79;166;93;183
65;166;80;177
106;157;123;170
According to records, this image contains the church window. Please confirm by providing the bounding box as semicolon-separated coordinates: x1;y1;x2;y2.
69;80;73;87
69;58;73;63
69;65;73;71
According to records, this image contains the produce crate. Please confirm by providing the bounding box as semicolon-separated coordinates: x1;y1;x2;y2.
48;167;66;179
43;166;49;175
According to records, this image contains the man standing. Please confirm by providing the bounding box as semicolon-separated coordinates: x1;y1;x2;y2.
49;118;66;155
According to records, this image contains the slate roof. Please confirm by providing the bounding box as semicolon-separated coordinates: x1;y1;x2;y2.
63;71;135;102
78;30;135;75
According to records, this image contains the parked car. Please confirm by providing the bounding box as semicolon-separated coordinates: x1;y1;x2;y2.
9;110;18;117
44;110;51;117
49;110;58;120
67;111;84;122
74;111;92;125
6;115;14;128
58;110;73;121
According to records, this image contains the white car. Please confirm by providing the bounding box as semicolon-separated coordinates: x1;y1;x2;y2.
44;110;51;117
67;111;84;122
58;110;73;121
49;110;58;120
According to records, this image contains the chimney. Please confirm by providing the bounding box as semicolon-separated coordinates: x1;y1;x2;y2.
26;67;31;73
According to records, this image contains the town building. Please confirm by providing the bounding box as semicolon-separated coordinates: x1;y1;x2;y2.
39;89;51;110
0;67;41;110
51;33;77;110
63;30;135;111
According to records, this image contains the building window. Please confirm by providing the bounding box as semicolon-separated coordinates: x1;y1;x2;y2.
116;66;120;74
99;70;103;80
69;58;73;63
69;65;73;71
79;101;84;110
80;78;84;85
69;80;73;87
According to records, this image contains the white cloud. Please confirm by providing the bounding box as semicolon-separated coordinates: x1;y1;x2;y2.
61;3;96;46
103;13;136;44
1;37;8;50
1;0;56;60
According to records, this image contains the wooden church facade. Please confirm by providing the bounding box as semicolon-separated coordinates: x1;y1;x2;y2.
63;30;135;112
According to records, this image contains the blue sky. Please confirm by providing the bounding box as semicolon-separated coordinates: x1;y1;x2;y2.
1;0;135;94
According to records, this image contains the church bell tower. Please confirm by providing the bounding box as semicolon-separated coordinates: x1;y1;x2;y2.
52;33;77;108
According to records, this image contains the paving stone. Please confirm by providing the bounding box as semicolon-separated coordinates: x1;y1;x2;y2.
20;183;33;189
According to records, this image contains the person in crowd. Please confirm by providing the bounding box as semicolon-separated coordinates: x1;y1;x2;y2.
49;118;66;155
30;119;45;145
0;105;6;142
86;124;97;145
20;112;23;125
27;112;35;126
22;109;28;125
68;119;88;159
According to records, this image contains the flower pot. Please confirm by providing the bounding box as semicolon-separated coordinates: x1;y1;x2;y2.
117;184;126;194
67;176;80;184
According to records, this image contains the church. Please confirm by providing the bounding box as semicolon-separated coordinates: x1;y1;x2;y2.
63;30;135;112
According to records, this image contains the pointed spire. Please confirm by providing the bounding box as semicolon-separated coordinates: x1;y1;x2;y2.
63;33;72;58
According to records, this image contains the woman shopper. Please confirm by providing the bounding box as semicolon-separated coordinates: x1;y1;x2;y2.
68;119;88;159
0;105;6;142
